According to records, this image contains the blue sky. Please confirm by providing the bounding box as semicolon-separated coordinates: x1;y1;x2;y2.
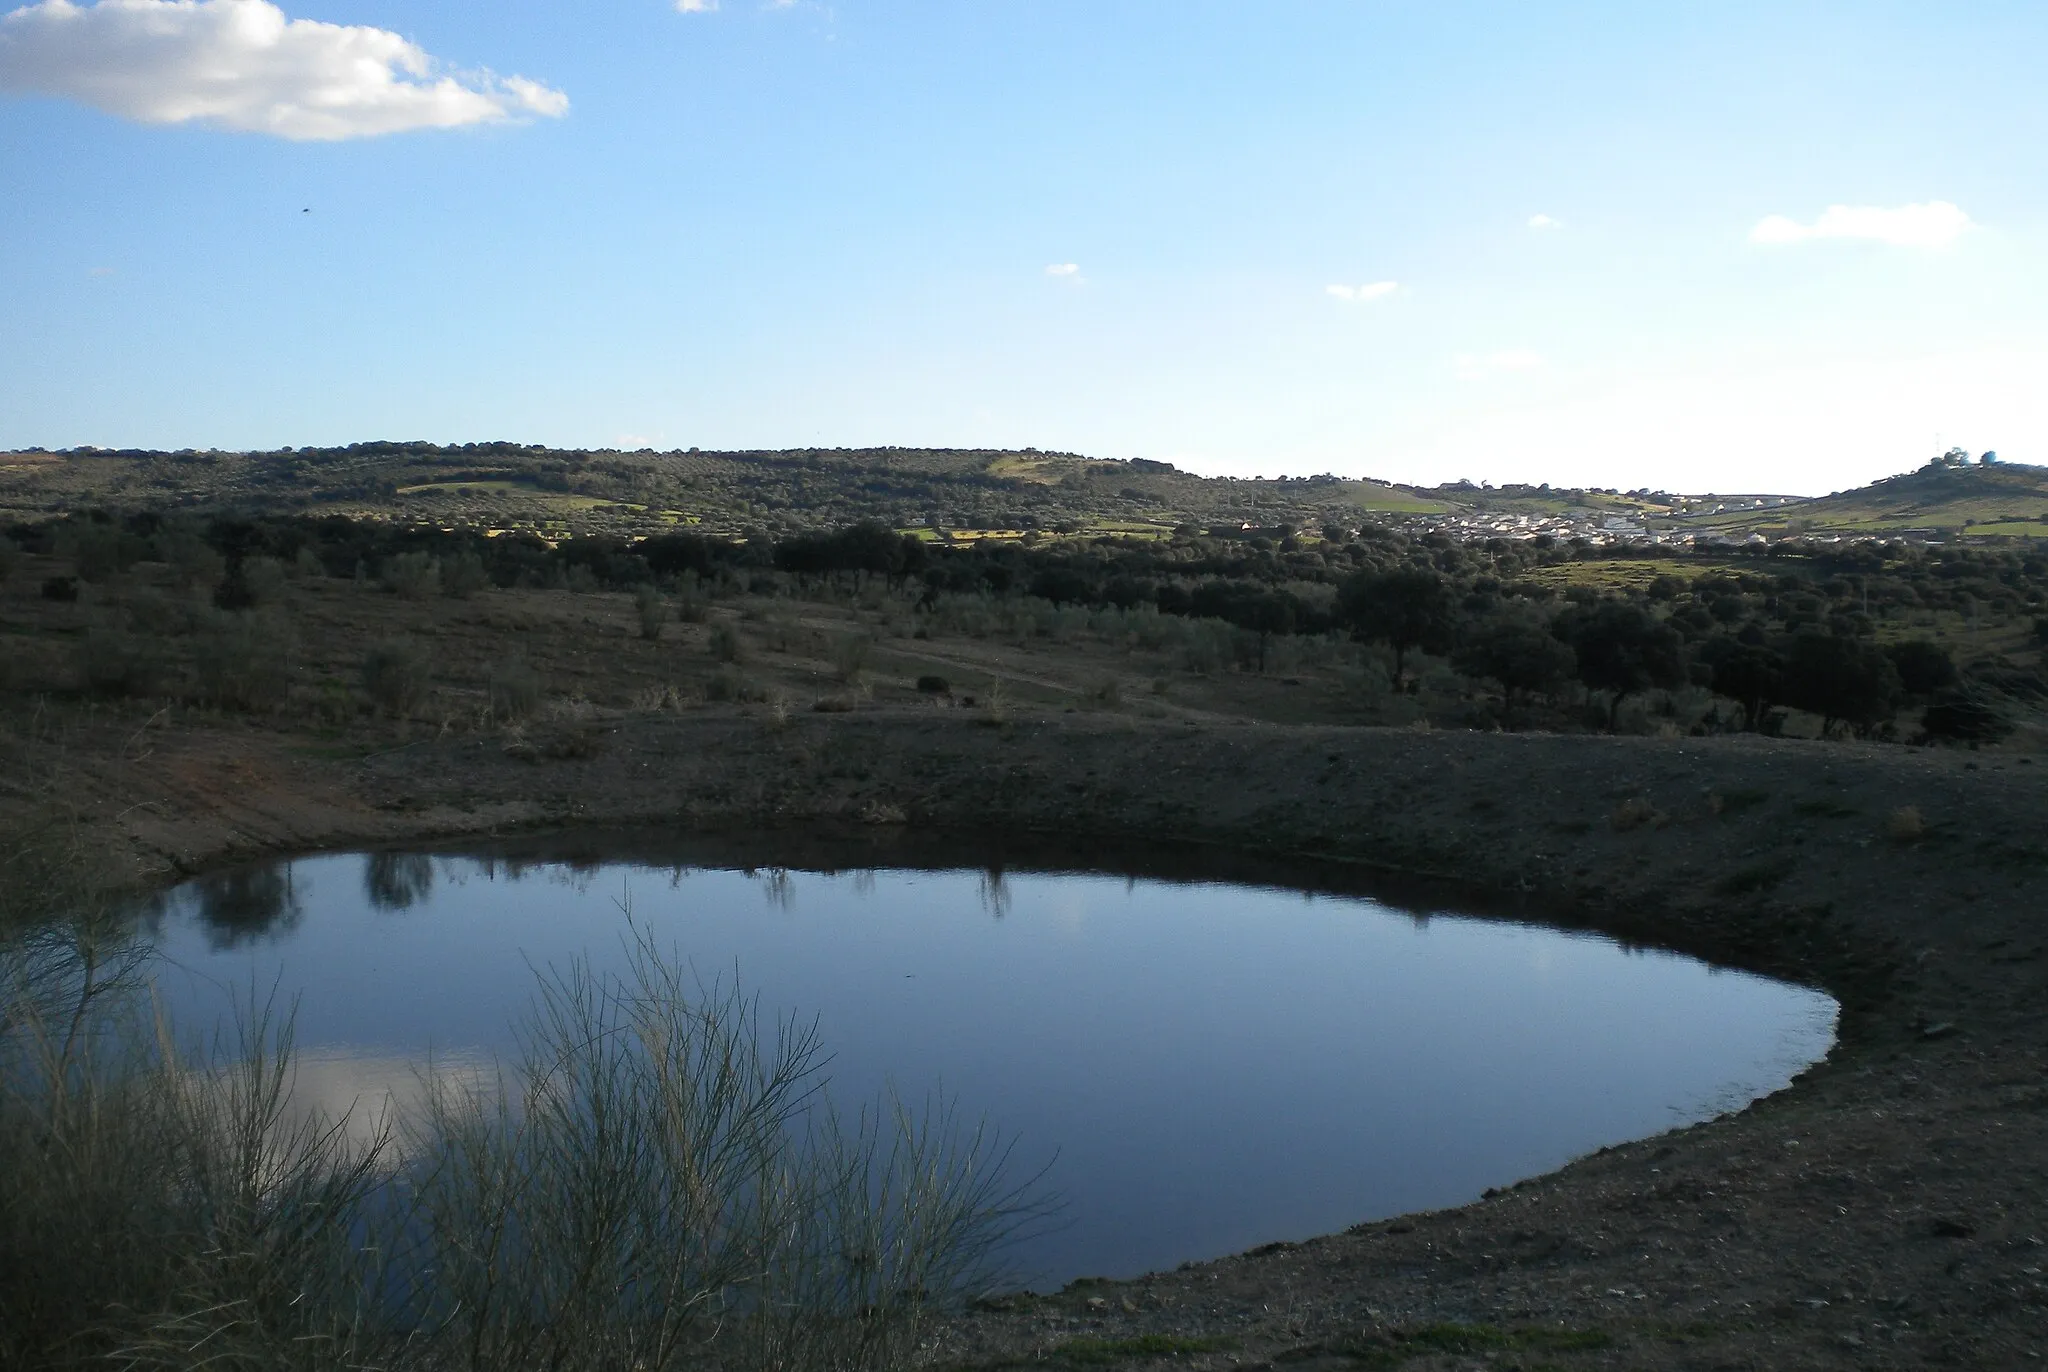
3;1;2044;494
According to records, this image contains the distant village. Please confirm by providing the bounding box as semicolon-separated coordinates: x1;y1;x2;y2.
1402;493;1806;549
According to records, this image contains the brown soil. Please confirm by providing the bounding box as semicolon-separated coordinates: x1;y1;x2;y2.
7;700;2045;1371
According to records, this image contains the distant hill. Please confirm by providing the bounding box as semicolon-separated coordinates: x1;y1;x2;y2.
0;443;1649;541
1700;461;2048;539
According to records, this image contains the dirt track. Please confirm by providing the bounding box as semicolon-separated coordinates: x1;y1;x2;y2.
23;709;2048;1369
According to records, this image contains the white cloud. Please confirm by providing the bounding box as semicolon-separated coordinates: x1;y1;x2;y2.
1456;349;1544;378
1044;262;1081;278
674;0;717;11
0;0;567;140
1749;201;1972;249
1527;213;1561;230
1326;280;1397;303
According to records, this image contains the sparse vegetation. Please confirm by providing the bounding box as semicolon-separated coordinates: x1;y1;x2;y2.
362;637;432;717
0;886;1040;1372
635;582;669;640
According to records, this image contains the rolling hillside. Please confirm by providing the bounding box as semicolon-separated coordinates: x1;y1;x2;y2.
1700;461;2048;539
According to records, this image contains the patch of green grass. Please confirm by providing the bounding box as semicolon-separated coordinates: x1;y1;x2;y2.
1520;557;1745;590
1339;483;1454;514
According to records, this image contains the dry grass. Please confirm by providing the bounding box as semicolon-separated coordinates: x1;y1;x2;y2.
1884;805;1926;844
0;867;1044;1371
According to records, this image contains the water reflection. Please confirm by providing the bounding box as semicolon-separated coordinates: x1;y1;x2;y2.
147;848;1838;1289
364;853;436;912
188;863;302;948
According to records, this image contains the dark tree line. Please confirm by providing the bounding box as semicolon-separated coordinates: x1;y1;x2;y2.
11;511;2044;743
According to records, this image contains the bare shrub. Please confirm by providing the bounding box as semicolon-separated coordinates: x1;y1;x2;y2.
362;637;432;716
488;655;542;723
631;683;687;713
979;679;1010;727
634;583;668;641
676;585;709;624
708;621;745;664
1885;805;1926;844
704;666;762;703
1610;795;1669;832
832;631;873;683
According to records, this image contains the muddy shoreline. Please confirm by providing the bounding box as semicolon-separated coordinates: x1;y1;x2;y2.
27;710;2048;1368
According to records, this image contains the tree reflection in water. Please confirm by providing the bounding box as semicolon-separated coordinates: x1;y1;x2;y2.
189;864;302;948
363;853;435;912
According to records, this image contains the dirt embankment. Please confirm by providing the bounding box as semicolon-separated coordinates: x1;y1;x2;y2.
15;711;2048;1369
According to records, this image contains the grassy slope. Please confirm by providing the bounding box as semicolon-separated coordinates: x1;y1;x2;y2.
1705;462;2048;536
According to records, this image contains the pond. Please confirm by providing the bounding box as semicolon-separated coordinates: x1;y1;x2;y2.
145;835;1836;1290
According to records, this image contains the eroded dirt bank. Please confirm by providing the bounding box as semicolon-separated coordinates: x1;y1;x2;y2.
18;711;2048;1369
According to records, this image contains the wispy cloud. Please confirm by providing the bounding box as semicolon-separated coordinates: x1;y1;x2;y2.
1326;280;1397;303
1749;201;1972;249
0;0;567;141
1527;213;1561;231
673;0;717;11
1457;349;1544;378
1045;262;1082;281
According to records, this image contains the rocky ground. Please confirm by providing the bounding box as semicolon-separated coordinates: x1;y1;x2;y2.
6;706;2046;1369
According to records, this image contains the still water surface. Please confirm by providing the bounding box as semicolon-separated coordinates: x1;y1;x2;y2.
148;845;1836;1288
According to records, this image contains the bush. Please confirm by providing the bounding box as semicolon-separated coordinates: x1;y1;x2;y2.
832;632;872;683
1921;690;2013;744
60;521;127;582
0;537;17;583
75;626;167;698
158;530;224;589
916;674;951;695
195;609;296;711
708;621;745;664
213;555;289;611
380;551;441;600
488;654;542;722
40;576;78;602
634;583;668;641
362;637;432;716
441;550;490;599
676;576;709;624
0;919;1039;1371
704;665;762;703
